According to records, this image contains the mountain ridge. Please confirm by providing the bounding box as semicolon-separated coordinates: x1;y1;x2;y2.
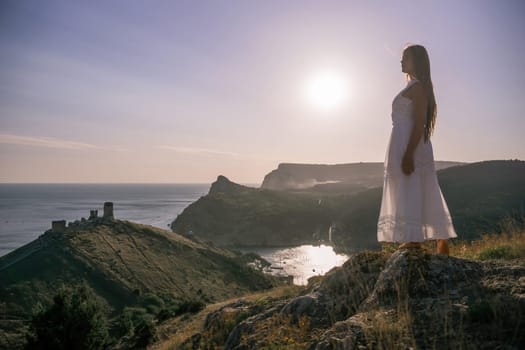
261;160;466;192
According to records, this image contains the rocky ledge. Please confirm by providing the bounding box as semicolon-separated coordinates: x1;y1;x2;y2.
180;249;525;349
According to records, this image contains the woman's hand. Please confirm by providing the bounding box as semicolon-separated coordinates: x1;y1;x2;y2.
402;152;415;175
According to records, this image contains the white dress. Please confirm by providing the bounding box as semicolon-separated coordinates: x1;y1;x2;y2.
377;78;457;243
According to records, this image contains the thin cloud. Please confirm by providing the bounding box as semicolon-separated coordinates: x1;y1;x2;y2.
157;145;242;157
157;145;279;162
0;133;125;151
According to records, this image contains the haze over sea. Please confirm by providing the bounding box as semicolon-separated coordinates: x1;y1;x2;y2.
0;183;348;285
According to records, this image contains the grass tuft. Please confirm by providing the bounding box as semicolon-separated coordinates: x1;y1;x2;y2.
381;213;525;261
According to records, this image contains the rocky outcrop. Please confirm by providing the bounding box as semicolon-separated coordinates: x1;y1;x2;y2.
311;250;525;349
193;250;525;349
209;175;256;195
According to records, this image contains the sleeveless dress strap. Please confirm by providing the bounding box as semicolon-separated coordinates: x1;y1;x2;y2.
404;78;419;92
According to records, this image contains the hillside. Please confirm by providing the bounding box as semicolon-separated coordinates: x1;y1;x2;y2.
171;178;333;247
152;228;525;349
0;214;284;349
171;160;525;253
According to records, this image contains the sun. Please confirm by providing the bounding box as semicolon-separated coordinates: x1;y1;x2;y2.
303;69;349;111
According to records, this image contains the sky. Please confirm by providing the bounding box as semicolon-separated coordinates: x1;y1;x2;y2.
1;0;524;184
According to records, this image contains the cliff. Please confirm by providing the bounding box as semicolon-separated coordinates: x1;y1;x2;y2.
171;174;334;247
209;175;257;195
260;161;465;193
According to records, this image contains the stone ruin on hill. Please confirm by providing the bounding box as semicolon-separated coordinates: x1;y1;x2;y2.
50;201;115;232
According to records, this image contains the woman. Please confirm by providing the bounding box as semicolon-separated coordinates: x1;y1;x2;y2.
376;44;457;255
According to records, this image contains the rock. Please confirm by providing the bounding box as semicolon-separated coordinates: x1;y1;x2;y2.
360;249;483;310
208;175;254;195
224;251;388;349
224;300;288;349
219;249;525;349
204;299;253;335
313;249;525;349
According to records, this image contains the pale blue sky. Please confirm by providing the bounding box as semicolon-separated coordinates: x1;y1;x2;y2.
1;0;524;183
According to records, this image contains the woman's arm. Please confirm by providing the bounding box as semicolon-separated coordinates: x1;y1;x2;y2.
402;82;427;175
405;82;427;154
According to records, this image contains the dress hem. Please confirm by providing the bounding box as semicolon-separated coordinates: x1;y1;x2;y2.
377;214;458;243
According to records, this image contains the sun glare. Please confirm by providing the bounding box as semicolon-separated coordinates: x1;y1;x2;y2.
303;69;349;111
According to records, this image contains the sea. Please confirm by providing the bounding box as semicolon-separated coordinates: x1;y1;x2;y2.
0;183;349;285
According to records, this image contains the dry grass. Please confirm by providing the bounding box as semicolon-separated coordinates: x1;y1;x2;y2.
372;214;525;349
450;228;525;261
381;214;525;262
151;284;304;350
244;313;315;350
451;213;525;261
360;308;417;350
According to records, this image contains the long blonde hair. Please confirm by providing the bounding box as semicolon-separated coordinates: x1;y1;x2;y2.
403;44;436;143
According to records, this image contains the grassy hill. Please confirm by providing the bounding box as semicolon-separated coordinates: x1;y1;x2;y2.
0;217;284;349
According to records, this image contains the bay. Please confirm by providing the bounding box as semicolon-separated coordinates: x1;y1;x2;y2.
0;183;350;285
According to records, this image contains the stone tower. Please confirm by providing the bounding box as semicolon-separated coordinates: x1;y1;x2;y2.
103;202;114;220
52;220;66;232
89;209;98;220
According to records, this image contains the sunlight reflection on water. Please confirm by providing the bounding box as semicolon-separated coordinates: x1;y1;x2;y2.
236;244;350;285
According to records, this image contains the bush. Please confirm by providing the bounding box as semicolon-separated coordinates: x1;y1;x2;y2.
116;307;148;336
139;292;165;315
178;299;206;314
133;313;157;348
25;281;109;350
157;298;206;321
477;245;515;260
116;306;157;347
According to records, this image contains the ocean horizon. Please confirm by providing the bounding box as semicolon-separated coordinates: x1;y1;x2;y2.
0;182;351;285
0;182;259;257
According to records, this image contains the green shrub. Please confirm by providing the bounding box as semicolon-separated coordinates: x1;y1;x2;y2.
117;307;148;336
477;245;515;260
116;306;157;347
178;299;206;314
24;281;109;350
157;298;206;321
140;292;165;314
133;313;157;348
